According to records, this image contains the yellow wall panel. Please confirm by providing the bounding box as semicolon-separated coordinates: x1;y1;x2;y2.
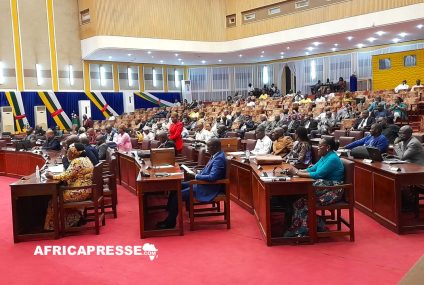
372;49;424;90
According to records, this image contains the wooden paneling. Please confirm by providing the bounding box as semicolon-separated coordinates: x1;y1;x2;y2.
373;173;396;225
354;166;373;211
0;0;17;89
78;0;422;41
238;166;253;208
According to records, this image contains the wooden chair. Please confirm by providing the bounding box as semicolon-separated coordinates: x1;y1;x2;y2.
311;145;321;164
130;138;139;149
102;157;118;218
245;139;257;151
188;161;230;231
59;162;105;235
244;131;256;140
150;140;161;148
339;137;355;148
220;138;240;152
141;140;151;150
310;158;355;242
348;130;364;141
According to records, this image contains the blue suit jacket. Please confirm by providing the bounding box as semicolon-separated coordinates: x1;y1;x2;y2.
193;151;227;202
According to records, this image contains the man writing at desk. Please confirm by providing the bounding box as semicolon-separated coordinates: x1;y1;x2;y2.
157;138;227;229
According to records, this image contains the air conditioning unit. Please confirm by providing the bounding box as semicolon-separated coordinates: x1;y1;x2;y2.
34;105;48;130
295;0;309;9
0;106;15;133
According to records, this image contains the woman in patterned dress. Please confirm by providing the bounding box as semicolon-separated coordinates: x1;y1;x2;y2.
44;143;94;230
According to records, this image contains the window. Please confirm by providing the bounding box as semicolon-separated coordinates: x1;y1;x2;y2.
80;9;90;25
295;0;309;9
404;55;417;67
268;7;281;15
243;13;256;21
379;58;391;70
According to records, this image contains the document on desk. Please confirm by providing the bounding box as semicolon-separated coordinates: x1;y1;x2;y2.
227;151;245;156
180;164;195;175
152;164;174;169
47;165;64;173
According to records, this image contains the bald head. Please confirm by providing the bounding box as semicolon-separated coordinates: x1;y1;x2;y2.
65;135;80;148
206;138;221;155
398;125;413;142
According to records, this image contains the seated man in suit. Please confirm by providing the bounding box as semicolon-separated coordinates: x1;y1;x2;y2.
352;110;375;131
377;117;399;144
345;123;389;153
157;138;227;229
373;102;392;119
157;131;176;153
301;113;318;133
42;129;61;151
394;125;424;165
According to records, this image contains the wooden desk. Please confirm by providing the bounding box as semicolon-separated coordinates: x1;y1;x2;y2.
229;156;315;246
116;152;184;239
353;159;424;233
137;161;184;238
6;150;61;242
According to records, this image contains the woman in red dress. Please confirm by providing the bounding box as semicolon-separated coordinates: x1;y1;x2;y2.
168;112;183;154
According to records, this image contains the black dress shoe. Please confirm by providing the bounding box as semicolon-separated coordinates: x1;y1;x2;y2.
156;220;176;229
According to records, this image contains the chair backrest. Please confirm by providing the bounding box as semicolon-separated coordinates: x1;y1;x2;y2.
311;145;321;164
226;131;239;138
141;140;150;150
244;131;256;140
339;136;355;147
0;140;6;148
220;138;239;152
92;162;104;200
130;137;139;149
348;130;364;140
245;139;257;151
150;148;175;166
197;148;209;166
333;130;347;141
341;158;355;202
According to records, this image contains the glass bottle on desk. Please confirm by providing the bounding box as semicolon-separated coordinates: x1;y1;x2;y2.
35;165;41;182
245;150;250;160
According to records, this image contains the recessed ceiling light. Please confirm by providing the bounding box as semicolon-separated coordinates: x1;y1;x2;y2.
147;51;152;54
306;47;314;51
334;43;339;47
367;37;377;43
178;58;182;61
417;24;424;29
399;32;408;38
305;52;310;55
331;48;337;52
175;53;179;57
127;53;132;56
218;59;222;62
260;55;264;58
392;38;400;43
280;52;285;55
239;54;243;57
312;42;321;46
160;60;163;63
356;43;365;48
286;47;290;50
347;36;353;41
375;31;386;36
261;51;265;54
108;56;112;59
201;60;206;64
181;62;184;65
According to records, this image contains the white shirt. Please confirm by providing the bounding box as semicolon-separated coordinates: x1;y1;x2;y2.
143;131;155;141
174;102;181;106
247;101;255;107
248;86;255;92
181;128;189;138
252;135;272;155
195;129;213;142
315;96;326;103
411;84;424;92
394;84;409;93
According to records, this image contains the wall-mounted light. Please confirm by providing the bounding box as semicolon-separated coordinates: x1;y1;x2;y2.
68;65;74;86
263;66;269;84
175;69;179;87
0;62;4;85
128;67;133;87
152;68;157;87
100;65;106;86
36;64;43;86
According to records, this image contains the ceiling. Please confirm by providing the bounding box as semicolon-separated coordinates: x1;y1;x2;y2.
85;19;424;66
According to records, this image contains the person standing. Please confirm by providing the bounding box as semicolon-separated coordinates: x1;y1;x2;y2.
168;112;183;154
116;124;132;152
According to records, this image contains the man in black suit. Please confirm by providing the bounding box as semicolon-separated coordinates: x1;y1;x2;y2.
42;129;61;151
352;110;375;131
301;113;318;133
